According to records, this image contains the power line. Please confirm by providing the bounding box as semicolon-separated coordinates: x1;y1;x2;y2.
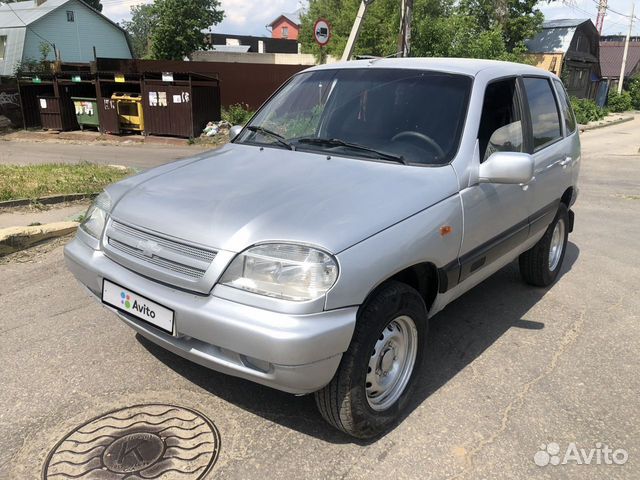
588;0;640;22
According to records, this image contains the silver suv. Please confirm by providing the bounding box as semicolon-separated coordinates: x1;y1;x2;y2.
65;58;580;439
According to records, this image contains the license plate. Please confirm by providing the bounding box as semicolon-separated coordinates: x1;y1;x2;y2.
102;279;174;334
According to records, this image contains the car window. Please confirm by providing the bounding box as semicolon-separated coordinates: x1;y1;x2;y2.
478;79;523;162
553;79;577;135
238;69;472;165
522;77;562;151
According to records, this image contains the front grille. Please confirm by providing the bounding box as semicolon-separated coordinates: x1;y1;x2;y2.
111;221;216;262
105;221;217;281
108;238;206;278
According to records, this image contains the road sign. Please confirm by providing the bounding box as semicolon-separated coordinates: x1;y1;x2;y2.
314;19;331;46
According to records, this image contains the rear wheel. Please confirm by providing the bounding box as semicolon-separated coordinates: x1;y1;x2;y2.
315;281;428;439
519;203;569;286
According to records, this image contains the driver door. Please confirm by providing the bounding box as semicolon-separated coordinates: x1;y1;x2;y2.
458;77;533;282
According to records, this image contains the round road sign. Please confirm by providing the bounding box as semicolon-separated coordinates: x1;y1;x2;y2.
314;19;331;46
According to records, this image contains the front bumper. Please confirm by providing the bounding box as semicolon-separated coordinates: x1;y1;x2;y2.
64;238;357;394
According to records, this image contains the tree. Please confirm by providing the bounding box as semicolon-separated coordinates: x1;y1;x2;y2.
299;0;543;62
149;0;224;60
120;4;158;58
83;0;103;13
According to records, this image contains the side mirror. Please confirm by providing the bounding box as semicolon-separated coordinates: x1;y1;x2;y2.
229;125;243;141
478;152;534;185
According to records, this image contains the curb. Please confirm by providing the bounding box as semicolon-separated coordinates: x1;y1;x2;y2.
0;193;97;209
579;115;634;132
0;221;78;257
3;130;194;147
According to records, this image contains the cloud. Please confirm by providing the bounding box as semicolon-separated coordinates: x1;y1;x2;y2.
214;0;302;35
538;0;640;36
104;0;304;36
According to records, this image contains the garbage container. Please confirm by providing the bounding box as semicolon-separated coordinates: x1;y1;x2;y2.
111;92;144;133
71;97;99;131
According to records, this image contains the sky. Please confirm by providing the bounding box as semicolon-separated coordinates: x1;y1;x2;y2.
102;0;640;37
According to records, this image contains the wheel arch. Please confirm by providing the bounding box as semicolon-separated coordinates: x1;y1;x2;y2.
561;186;573;207
360;262;440;315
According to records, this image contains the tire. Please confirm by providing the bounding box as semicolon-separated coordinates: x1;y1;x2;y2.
519;203;569;287
314;281;428;439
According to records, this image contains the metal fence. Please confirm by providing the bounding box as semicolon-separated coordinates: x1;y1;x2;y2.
5;58;307;136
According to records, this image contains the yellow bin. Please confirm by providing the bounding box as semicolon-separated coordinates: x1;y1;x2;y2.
111;92;144;132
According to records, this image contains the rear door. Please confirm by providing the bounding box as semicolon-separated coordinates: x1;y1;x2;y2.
521;76;571;236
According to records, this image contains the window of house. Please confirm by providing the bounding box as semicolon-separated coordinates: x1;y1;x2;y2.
522;77;562;151
66;10;75;22
478;78;523;162
553;79;577;135
282;26;289;38
0;36;7;60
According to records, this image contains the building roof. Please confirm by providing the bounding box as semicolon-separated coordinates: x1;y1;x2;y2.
0;0;127;35
526;18;591;54
268;8;302;27
600;41;640;78
0;0;70;27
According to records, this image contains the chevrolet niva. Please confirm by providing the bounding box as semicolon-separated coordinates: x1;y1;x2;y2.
65;58;579;439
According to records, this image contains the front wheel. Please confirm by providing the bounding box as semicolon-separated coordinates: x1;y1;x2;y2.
314;281;428;439
519;203;569;286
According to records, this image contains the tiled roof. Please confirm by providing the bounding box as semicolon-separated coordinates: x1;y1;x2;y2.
268;8;302;27
600;41;640;77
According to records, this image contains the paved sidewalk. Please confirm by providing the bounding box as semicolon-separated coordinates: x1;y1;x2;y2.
0;201;90;229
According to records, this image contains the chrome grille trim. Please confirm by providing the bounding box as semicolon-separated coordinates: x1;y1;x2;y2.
108;238;206;278
104;221;218;283
111;221;217;262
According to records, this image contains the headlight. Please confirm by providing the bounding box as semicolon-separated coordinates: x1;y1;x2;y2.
220;244;338;301
80;191;111;239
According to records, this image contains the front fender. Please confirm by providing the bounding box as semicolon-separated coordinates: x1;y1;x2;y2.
325;194;463;310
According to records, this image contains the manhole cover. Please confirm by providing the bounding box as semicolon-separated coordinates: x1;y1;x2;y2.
43;404;220;479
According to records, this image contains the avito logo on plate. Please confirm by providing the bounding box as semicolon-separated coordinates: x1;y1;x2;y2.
120;291;156;318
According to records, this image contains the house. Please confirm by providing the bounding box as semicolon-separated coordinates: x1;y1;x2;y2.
267;10;302;41
599;36;640;91
0;0;132;77
526;19;601;99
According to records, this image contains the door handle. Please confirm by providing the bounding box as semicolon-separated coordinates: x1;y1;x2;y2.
560;157;572;168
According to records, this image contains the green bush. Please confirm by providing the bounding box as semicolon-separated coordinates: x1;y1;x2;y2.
607;90;633;112
570;97;607;124
628;77;640;110
221;103;254;125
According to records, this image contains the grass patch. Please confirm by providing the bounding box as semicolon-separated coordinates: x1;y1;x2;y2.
0;163;133;202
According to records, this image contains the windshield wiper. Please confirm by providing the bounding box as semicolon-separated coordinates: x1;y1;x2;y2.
296;138;407;165
246;126;294;150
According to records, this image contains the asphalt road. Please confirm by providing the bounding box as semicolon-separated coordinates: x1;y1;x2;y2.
1;118;639;479
0;139;206;170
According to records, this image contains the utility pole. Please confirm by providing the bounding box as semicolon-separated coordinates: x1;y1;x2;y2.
342;0;375;61
596;0;608;34
397;0;413;57
618;2;635;94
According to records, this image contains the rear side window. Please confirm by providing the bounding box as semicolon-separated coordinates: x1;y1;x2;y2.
522;78;562;151
553;79;577;134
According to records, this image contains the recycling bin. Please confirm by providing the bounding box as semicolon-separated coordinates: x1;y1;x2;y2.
111;92;144;132
71;97;99;130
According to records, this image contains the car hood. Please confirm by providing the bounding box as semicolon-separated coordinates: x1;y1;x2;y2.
110;143;459;253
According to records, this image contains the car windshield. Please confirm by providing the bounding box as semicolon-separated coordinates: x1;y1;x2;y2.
235;68;472;165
